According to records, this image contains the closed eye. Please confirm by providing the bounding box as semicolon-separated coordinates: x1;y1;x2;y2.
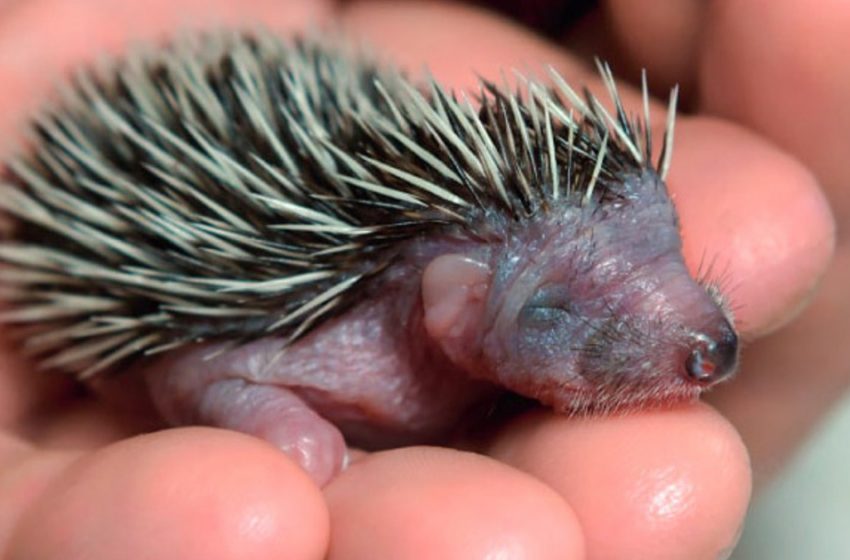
518;284;575;328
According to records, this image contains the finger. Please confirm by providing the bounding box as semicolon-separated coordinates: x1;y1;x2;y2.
0;434;80;552
562;0;848;491
6;428;329;560
600;0;705;94
580;0;850;329
0;0;22;17
488;403;751;560
669;117;835;336
0;0;335;424
696;0;850;485
707;250;850;486
0;0;335;149
324;446;584;559
699;0;850;208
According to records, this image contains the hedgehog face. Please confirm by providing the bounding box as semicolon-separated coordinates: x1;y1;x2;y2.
423;171;738;413
501;258;738;413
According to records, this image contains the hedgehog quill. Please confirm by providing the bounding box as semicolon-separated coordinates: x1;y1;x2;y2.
0;31;738;485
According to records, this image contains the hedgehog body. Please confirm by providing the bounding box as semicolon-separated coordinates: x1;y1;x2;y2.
0;31;738;484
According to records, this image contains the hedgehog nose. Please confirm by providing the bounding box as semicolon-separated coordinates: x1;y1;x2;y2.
685;321;739;385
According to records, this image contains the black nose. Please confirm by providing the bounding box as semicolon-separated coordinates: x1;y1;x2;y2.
685;321;739;385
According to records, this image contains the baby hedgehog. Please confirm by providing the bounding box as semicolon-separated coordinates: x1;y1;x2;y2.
0;31;738;484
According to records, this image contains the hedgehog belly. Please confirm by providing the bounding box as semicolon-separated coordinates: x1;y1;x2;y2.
106;266;495;486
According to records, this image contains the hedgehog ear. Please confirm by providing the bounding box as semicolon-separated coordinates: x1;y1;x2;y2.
421;254;491;360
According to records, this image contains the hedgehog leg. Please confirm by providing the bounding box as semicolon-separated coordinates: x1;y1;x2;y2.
130;271;498;486
147;373;347;486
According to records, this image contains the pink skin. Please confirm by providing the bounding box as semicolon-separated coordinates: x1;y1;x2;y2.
489;404;751;560
141;286;495;485
0;1;843;559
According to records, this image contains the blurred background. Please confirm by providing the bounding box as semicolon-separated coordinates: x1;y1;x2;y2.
733;395;850;559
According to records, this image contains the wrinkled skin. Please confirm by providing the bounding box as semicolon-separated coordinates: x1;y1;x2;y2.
0;1;845;559
465;171;737;413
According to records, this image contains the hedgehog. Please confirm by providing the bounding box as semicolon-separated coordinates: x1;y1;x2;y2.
0;30;738;485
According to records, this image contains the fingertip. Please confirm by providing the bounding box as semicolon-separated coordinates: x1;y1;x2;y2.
325;446;584;560
671;117;836;336
0;446;80;554
8;428;329;560
489;403;751;560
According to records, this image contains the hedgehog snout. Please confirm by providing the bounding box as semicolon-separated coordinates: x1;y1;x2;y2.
684;319;739;385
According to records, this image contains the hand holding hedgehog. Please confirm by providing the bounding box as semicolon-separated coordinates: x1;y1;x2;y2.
0;1;836;560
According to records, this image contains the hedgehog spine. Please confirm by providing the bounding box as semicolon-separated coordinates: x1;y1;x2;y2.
0;30;678;379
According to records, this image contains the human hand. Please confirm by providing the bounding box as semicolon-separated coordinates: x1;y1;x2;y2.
671;0;850;486
0;1;837;559
583;0;850;485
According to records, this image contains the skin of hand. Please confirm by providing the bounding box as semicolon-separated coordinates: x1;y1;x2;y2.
0;1;839;559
